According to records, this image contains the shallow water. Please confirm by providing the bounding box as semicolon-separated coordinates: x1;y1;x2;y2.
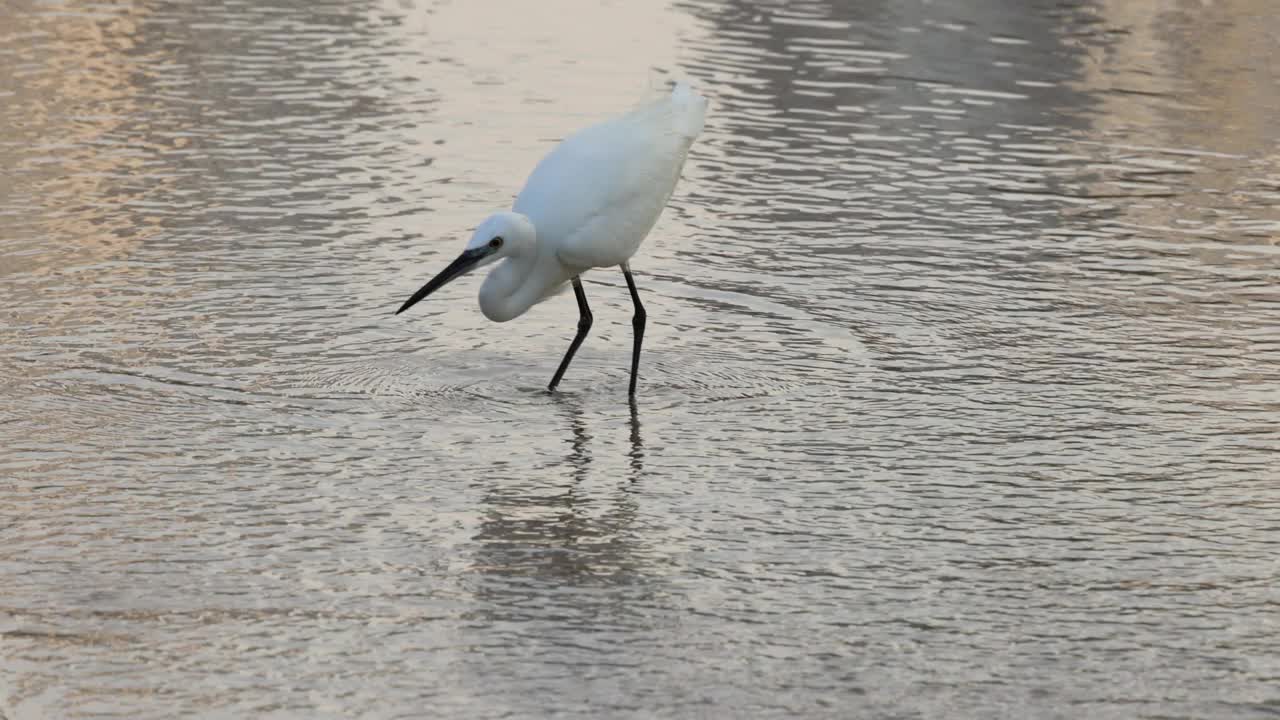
2;0;1278;717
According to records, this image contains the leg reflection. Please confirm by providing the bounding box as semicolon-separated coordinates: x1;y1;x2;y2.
628;396;644;482
549;392;645;484
552;393;592;486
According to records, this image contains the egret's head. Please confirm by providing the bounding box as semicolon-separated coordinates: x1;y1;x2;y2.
395;212;535;315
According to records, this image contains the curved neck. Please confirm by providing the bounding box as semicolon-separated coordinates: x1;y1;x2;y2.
478;249;567;322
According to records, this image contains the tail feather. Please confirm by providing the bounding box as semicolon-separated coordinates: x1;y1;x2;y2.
626;80;708;141
669;81;708;140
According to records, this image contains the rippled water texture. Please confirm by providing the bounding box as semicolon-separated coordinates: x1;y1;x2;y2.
3;0;1279;717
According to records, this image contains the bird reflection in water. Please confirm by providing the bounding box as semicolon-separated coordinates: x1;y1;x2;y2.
554;391;646;484
467;393;651;599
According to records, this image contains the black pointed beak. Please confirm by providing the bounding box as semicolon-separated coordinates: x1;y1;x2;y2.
396;246;491;315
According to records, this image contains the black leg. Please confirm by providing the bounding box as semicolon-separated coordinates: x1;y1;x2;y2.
622;263;646;396
548;276;592;392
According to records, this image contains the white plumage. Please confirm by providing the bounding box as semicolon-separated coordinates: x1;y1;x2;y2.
519;82;707;270
396;82;708;395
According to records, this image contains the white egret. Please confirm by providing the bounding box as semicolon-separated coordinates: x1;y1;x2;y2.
396;82;708;395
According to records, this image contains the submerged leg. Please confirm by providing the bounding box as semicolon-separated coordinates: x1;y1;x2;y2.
622;263;646;396
548;276;593;392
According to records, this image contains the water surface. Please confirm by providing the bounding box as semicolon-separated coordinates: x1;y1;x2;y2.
2;0;1278;717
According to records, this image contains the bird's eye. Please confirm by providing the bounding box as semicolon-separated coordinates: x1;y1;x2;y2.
489;237;504;249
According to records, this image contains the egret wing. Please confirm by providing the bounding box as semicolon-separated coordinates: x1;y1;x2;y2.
513;85;705;270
